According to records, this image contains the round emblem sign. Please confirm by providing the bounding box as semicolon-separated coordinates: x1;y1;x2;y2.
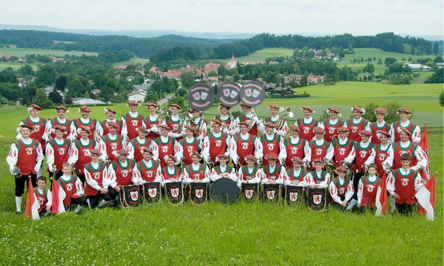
217;82;241;107
188;83;215;111
240;81;265;107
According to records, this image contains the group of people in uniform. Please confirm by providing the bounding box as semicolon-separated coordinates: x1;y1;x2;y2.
6;100;428;215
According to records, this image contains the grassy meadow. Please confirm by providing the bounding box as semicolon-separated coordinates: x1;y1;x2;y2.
0;80;442;265
220;48;294;63
0;47;98;57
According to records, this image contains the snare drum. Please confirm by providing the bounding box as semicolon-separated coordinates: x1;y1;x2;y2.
164;181;184;206
263;183;281;204
142;182;162;205
120;185;140;208
210;178;239;204
285;185;304;205
240;183;259;203
307;187;327;212
189;182;209;205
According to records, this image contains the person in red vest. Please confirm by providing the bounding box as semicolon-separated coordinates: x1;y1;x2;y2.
57;163;86;214
7;124;44;214
259;154;286;185
107;149;138;197
229;122;262;166
84;149;116;209
284;157;311;187
176;126;201;166
387;153;423;215
152;125;180;167
365;130;394;177
213;104;235;135
202;119;230;166
17;104;48;151
329;165;354;209
233;104;263;137
35;176;52;217
68;126;100;185
391;108;421;144
321;107;345;143
210;155;237;183
325;127;355;168
46;126;71;180
263;104;288;137
369;108;392;145
121;100;145;141
296;106;320;141
182;152;211;184
101;108;123;137
281;125;310;170
98;122;126;164
188;109;208;141
237;155;261;187
71;106;103;141
43;105;74;142
133;147;162;185
306;159;331;188
127;126;151;163
307;127;331;170
163;104;185;139
392;127;427;171
161;155;182;184
144;103;162;140
357;163;381;211
347;106;370;142
257;122;284;166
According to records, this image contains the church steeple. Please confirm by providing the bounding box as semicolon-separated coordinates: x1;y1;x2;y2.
231;53;235;62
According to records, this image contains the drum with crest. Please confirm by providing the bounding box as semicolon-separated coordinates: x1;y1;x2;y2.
285;185;305;205
120;185;140;208
165;181;184;206
142;182;162;205
307;187;327;212
262;183;281;204
210;178;239;204
240;183;259;203
189;182;209;205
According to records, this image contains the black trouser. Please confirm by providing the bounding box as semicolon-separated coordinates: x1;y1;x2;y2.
352;172;364;200
15;173;37;196
88;190;118;208
396;203;413;215
77;174;86;186
69;197;87;207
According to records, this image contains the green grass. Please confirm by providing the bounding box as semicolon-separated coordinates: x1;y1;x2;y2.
218;48;294;63
0;62;39;71
112;56;150;67
338;48;436;65
0;47;98;57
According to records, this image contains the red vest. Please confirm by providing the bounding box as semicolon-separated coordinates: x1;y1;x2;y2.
393;169;418;204
360;176;381;208
353;142;373;173
239;115;258;136
287;168;307;182
162;166;181;181
123;113;144;140
23;117;46;149
144;116;161;140
186;164;206;181
103;134;124;162
74;139;96;174
309;140;329;169
393;142;417;170
370;122;390;145
57;175;79;206
311;170;327;184
34;188;49;212
154;136;175;167
324;119;345;143
347;118;368;142
137;160;160;182
235;134;255;165
50;117;71;139
214;165;234;175
332;138;354;168
260;134;281;166
101;119;122;136
208;132;227;164
14;139;38;175
297;118;318;141
130;137;151;163
165;115;184;134
113;159;136;186
263;164;282;181
47;138;70;172
332;177;350;198
73;118;96;140
374;144;391;177
284;138;306;169
84;162;106;196
240;165;258;181
180;138;200;165
392;121;416;143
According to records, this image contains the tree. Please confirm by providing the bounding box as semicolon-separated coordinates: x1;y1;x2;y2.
300;75;307;87
48;90;63;104
384;57;397;66
34;89;52;109
338;51;345;58
180;72;196;89
425;69;443;84
440;91;444;106
0;68;17;83
363;63;375;74
17;65;33;77
362;102;379;122
207;71;218;77
67;78;85;98
433;42;439;55
434;56;443;63
84;91;90;98
377;58;383;65
54;75;68;91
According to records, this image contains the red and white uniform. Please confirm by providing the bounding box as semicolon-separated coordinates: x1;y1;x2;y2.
176;137;201;165
182;163;211;184
347;118;370;142
107;159;137;187
44;117;74;141
127;137;151;163
68;139;98;174
392;141;427;170
152;136;179;167
101;119;123;136
237;165;261;186
357;175;381;208
213;114;235;135
229;133;262;165
144;115;162;140
296;117;319;141
263;116;288;137
210;165;237;182
257;134;284;166
57;174;84;206
344;141;373;173
121;112;145;140
306;170;330;188
391;121;421;144
233;114;262;137
163;115;185;139
189;117;208;141
71;117;103;140
46;138;71;173
17;116;47;149
280;136;310;169
133;159;162;184
99;134;126;163
326;138;355;168
7;138;44;175
329;176;354;204
321;118;345;143
84;161;109;196
387;168;423;205
34;187;52;212
202;132;230;164
369;121;391;144
307;139;331;169
365;143;394;177
161;166;182;184
285;168;311;187
259;164;286;184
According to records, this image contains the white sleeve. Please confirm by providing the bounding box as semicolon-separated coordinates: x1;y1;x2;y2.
279;139;287;164
46;143;55;170
229;137;238;163
210;168;221;182
67;142;78;165
277;120;288;137
121;115;128;139
84;167;101;191
259;169;268;184
412;146;428;171
6;142;19;171
201;136;210;162
325;142;335;162
35;143;44;172
98;139;108;162
174;141;184;161
364;147;376;167
43;120;52;142
181;169;191;184
154;166;163;183
131;165;142;185
344;182;354;201
95;121;103;139
46;189;53;206
414;172;424;191
254;137;263;162
329;181;342;204
319;173;330;188
383;145;394;170
412;125;421;144
74;176;84;196
389;124;395;144
70;122;79;140
151;141;159;161
106;165;118;188
16;121;24;140
386;172;395;195
276;166;286;184
127;142;135;160
357;179;364;206
227;168;238;182
303;141;311;163
344;144;356;164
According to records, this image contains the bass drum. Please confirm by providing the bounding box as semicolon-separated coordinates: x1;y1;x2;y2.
210;178;239;204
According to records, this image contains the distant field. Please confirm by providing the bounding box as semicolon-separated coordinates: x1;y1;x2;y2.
0;47;98;57
112;57;150;66
220;48;294;63
0;62;39;71
339;48;435;65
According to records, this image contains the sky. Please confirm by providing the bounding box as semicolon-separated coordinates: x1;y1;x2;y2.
2;0;443;37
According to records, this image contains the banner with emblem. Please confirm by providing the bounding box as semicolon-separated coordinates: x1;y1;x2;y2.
285;185;304;205
165;182;184;206
142;182;162;205
120;185;140;208
263;183;281;204
241;183;259;203
189;182;209;205
307;187;327;212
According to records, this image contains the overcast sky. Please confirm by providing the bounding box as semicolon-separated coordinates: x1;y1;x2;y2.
2;0;443;36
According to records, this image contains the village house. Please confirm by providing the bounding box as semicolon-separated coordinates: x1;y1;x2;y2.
225;54;237;70
204;62;220;75
126;76;135;82
127;91;146;102
91;89;101;95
